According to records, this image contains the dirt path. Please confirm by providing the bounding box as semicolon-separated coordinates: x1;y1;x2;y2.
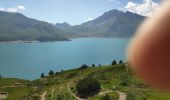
59;85;63;91
0;86;17;88
67;83;86;100
40;91;47;100
0;93;8;100
116;91;126;100
51;88;54;96
98;90;113;95
98;90;126;100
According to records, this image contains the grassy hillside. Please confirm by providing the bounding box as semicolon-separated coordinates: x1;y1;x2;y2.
0;64;170;100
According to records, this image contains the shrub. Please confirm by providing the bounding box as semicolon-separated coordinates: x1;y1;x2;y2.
55;72;60;75
126;90;146;100
41;73;45;78
112;60;117;65
92;64;95;67
48;70;54;76
100;92;119;100
61;69;64;72
119;60;123;64
79;64;89;70
76;77;101;98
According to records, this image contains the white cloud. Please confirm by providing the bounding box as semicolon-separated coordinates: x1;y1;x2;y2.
0;5;26;13
125;0;160;17
84;17;94;22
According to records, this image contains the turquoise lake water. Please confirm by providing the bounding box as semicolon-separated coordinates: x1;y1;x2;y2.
0;38;130;80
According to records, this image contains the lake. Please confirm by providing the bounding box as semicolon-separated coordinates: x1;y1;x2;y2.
0;38;130;80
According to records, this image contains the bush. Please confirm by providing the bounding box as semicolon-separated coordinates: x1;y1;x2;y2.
61;69;64;72
92;64;95;67
76;77;101;98
119;60;123;64
79;64;89;70
41;73;45;78
48;70;54;76
55;72;60;75
112;60;117;65
126;90;146;100
100;92;119;100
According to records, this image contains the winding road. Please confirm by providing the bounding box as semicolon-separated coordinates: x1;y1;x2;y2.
40;91;47;100
117;91;127;100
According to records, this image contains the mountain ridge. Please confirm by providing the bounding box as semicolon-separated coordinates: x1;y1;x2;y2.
0;9;145;42
55;9;145;38
0;11;69;42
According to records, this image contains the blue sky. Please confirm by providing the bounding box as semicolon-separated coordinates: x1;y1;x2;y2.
0;0;160;25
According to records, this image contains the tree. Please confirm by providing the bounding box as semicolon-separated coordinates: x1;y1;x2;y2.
76;77;101;98
48;70;54;76
119;60;123;64
0;74;1;78
61;69;64;72
92;64;95;67
41;73;45;78
99;64;101;67
112;60;117;65
79;64;89;70
55;72;60;75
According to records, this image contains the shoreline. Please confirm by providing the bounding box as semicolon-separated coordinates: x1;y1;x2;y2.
0;37;130;44
0;41;40;44
0;40;71;44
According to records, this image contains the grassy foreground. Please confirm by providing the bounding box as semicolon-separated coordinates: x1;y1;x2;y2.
0;64;170;100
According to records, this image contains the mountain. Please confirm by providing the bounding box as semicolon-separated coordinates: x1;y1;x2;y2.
0;9;145;42
55;10;145;38
55;22;71;30
55;22;85;38
0;11;69;42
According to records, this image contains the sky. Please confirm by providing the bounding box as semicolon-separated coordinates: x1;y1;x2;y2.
0;0;161;25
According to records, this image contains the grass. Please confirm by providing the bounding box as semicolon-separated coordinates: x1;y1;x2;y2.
144;90;170;100
88;92;119;100
0;87;33;100
1;64;170;100
0;78;28;87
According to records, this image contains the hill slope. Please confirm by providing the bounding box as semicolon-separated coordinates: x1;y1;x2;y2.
1;64;170;100
0;11;69;42
55;10;145;38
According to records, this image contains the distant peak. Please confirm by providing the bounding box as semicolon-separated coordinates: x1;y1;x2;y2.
0;11;26;18
103;9;124;16
125;11;145;17
108;9;124;13
62;22;70;25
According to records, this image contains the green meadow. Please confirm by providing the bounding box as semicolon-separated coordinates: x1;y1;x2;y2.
0;63;170;100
